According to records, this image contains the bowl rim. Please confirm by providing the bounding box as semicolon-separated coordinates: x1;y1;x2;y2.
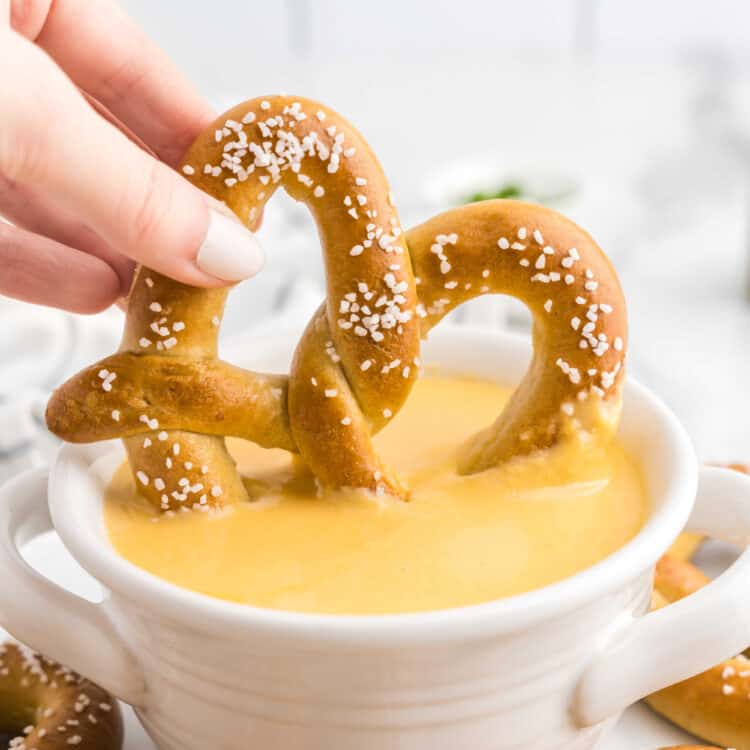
48;326;697;645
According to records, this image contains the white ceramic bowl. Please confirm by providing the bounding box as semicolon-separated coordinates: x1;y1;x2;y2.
3;326;750;750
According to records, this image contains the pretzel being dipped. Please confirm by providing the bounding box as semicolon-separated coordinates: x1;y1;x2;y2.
46;95;627;511
648;554;750;750
0;642;122;750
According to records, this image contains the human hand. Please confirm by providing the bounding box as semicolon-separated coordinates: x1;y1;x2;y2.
0;0;264;314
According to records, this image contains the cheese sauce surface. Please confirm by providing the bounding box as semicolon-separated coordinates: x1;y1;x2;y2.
104;375;648;615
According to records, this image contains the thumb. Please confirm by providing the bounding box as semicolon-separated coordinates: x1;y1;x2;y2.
1;30;264;286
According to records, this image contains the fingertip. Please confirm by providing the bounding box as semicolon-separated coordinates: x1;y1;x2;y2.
0;223;123;314
10;0;54;40
27;98;264;290
61;263;122;314
194;208;265;283
113;160;256;288
131;187;265;288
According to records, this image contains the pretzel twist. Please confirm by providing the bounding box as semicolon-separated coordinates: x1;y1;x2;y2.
46;95;627;510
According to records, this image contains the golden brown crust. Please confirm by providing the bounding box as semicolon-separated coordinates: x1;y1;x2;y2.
46;95;627;509
648;554;750;750
654;554;711;603
647;658;750;750
45;353;293;450
0;642;122;750
726;464;749;475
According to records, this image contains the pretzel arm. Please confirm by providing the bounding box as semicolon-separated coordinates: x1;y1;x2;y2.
46;353;293;449
654;554;711;603
289;307;408;496
647;658;750;750
0;642;123;750
406;200;627;472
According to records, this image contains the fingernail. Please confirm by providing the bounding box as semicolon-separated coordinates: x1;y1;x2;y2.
196;208;265;282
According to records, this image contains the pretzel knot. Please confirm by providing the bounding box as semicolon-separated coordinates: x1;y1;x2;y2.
46;95;627;511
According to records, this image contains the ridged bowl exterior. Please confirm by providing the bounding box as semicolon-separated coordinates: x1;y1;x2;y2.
111;575;650;750
37;328;700;750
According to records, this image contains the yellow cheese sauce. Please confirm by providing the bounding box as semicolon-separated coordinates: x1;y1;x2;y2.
104;375;648;615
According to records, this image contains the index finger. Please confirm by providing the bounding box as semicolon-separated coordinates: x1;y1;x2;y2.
16;0;214;166
1;29;264;288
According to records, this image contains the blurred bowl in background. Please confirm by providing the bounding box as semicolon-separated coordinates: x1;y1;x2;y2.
421;153;642;260
423;158;582;212
418;154;641;332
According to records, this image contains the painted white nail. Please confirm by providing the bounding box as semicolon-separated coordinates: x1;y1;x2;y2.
196;208;265;282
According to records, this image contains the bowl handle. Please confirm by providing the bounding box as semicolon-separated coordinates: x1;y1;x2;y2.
0;468;145;706
574;465;750;726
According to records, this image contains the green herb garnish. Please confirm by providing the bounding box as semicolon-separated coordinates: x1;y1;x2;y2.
465;182;524;204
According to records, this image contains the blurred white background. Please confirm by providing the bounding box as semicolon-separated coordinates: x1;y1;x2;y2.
3;0;750;478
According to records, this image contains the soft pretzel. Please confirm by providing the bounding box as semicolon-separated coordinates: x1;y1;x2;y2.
667;532;705;562
0;642;122;750
648;553;750;750
46;95;627;510
654;554;710;603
